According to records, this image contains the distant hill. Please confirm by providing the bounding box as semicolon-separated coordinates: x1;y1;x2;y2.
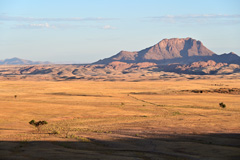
94;38;240;65
0;57;51;65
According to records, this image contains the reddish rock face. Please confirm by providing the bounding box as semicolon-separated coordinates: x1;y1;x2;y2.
190;60;217;68
95;38;216;64
188;60;228;68
112;51;138;61
142;38;214;60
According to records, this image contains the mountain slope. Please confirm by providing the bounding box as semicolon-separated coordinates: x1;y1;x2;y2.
137;38;215;60
0;57;50;65
95;38;216;64
95;38;240;65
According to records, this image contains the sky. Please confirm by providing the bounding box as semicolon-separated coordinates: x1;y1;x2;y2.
0;0;240;63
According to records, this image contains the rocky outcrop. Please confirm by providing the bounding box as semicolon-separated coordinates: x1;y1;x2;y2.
95;38;216;64
94;38;240;65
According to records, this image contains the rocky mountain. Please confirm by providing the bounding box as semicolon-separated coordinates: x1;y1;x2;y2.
95;38;240;65
0;57;50;65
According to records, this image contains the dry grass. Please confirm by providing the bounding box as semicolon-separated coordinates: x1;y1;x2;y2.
0;79;240;159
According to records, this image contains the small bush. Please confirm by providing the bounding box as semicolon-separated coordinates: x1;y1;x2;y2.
29;120;48;132
219;102;226;108
29;120;35;125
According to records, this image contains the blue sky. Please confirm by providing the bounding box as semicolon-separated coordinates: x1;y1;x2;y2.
0;0;240;63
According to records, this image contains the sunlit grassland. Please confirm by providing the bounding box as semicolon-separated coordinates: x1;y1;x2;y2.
0;79;240;159
0;79;239;141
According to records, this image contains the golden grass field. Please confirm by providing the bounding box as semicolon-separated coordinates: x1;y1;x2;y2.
0;79;240;160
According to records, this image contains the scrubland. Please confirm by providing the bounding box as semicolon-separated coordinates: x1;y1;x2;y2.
0;79;240;159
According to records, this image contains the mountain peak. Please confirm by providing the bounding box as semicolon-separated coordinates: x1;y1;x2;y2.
229;52;236;55
95;37;216;64
153;37;212;57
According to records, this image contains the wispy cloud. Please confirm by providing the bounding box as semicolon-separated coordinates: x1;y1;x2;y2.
15;23;56;29
13;23;117;30
148;14;240;24
102;25;116;30
0;14;115;22
1;14;118;30
152;14;240;19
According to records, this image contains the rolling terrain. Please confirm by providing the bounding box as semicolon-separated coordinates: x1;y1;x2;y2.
0;60;239;81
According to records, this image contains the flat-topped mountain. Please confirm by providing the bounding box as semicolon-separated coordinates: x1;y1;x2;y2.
0;57;50;65
95;38;239;65
139;37;214;60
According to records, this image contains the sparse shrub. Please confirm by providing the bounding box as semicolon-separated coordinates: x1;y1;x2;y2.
78;137;91;142
62;122;71;138
172;111;181;116
29;119;48;132
51;130;59;134
68;134;76;139
66;134;91;142
219;102;226;108
45;120;71;138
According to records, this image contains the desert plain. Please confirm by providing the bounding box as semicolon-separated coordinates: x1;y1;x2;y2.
0;79;240;160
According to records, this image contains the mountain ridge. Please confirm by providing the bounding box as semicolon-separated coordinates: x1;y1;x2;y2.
0;57;51;65
94;38;240;65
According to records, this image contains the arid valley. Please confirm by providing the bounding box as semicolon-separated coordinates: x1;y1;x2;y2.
0;78;240;160
0;36;240;159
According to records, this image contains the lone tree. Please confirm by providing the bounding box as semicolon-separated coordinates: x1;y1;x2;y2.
29;120;48;132
219;102;226;108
